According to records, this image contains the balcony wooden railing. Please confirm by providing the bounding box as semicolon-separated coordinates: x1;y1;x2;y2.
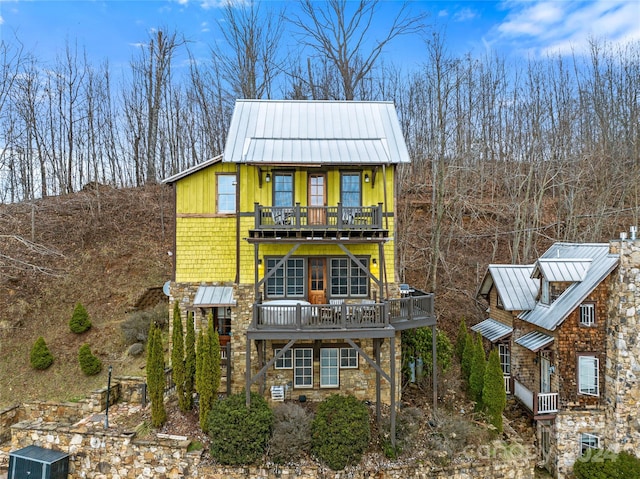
251;294;435;332
513;378;558;416
253;203;383;230
504;375;512;394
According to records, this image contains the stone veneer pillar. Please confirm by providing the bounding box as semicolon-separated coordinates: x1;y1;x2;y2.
605;238;640;453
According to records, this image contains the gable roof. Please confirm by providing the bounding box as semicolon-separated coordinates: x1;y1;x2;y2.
477;265;538;311
532;258;592;282
519;243;619;331
223;100;410;165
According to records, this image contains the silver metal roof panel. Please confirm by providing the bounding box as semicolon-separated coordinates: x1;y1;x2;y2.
532;258;592;282
224;100;410;165
471;318;513;343
519;243;619;331
193;286;236;307
515;331;554;352
478;265;538;311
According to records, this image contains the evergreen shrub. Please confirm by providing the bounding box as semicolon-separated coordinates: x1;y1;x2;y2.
573;450;640;479
69;302;92;334
482;348;507;433
469;334;486;406
311;394;370;470
30;336;54;370
207;392;273;465
78;344;102;375
455;318;468;360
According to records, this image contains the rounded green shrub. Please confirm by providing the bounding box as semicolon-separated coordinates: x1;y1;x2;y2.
311;394;371;470
30;336;54;370
574;450;640;479
207;392;273;465
78;343;102;375
69;302;92;334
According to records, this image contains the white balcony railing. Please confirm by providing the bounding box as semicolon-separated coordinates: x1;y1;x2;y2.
537;392;558;414
504;375;511;394
513;378;558;416
514;378;534;411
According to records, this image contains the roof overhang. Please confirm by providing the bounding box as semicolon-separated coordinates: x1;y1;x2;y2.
193;286;236;307
470;318;513;343
515;331;554;352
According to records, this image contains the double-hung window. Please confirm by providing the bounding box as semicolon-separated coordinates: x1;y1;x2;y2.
580;433;600;455
580;303;596;326
294;348;313;388
498;343;510;376
578;355;599;396
340;172;361;207
330;257;368;297
266;258;305;298
217;174;236;213
320;348;339;388
273;172;294;207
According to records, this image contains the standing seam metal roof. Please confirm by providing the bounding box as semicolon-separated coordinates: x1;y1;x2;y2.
478;265;538;311
224;100;410;165
470;318;513;343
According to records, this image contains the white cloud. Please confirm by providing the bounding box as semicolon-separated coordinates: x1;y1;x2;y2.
453;8;477;22
0;15;4;26
494;0;640;56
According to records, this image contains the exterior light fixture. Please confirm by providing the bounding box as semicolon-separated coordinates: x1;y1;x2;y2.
265;173;271;183
364;173;370;183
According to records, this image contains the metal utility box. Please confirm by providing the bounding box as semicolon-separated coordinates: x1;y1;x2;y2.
8;445;69;479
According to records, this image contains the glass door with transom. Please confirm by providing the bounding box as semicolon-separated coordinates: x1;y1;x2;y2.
308;258;327;304
308;173;326;225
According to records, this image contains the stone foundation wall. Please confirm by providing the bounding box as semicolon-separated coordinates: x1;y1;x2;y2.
0;405;22;445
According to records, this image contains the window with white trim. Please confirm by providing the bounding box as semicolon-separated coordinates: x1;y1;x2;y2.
580;303;596;326
217;174;236;213
580;433;600;454
320;348;339;388
340;348;358;368
266;258;305;298
499;343;510;375
330;257;369;297
274;349;292;369
294;348;313;388
578;355;599;396
340;172;361;207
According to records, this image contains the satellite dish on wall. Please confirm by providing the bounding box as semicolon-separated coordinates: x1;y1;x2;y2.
162;281;171;296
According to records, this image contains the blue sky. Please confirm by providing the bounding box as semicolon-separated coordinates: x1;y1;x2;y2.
0;0;638;75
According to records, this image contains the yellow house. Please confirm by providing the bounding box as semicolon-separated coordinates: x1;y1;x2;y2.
164;100;435;415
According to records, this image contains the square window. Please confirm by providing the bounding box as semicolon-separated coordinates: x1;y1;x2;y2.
274;348;292;369
340;348;358;368
580;304;595;326
580;433;600;455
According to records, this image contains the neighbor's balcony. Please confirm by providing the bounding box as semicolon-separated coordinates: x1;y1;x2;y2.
249;294;435;335
252;203;384;232
513;378;558;417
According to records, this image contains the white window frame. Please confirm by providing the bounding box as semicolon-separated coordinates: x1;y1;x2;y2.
580;433;600;455
578;355;599;396
498;343;510;376
274;348;292;369
320;348;339;388
340;347;358;369
294;348;313;388
217;174;237;213
579;303;596;327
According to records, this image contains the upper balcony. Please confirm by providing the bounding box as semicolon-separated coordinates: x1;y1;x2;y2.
248;203;388;241
247;293;436;340
513;377;558;419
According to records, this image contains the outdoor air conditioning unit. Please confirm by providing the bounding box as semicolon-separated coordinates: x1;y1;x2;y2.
8;445;69;479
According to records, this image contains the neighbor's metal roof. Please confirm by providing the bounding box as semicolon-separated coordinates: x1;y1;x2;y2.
163;155;223;184
471;318;513;343
519;243;619;331
193;286;236;307
223;100;410;165
532;258;592;282
477;265;538;311
515;331;554;352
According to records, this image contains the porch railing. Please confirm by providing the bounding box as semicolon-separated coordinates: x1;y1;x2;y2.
504;375;511;394
513;378;558;416
253;203;383;230
251;294;435;331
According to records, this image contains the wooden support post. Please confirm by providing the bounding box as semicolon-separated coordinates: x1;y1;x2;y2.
390;335;396;448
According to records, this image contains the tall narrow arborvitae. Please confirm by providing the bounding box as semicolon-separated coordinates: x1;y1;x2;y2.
469;334;487;408
483;348;507;433
461;329;475;380
147;323;166;427
184;310;196;410
208;313;221;398
198;312;214;431
455;318;468;360
196;328;204;394
171;301;187;412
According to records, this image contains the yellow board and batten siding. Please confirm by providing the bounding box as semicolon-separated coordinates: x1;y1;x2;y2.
175;162;397;285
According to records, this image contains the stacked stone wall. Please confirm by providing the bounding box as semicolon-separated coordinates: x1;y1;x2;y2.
553;410;606;479
605;239;640;454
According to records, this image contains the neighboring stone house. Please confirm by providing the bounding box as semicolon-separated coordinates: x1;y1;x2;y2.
163;100;436;420
475;236;640;478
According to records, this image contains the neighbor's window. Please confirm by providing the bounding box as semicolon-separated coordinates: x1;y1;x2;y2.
578;355;599;396
579;303;596;327
330;257;368;297
340;348;358;369
320;348;339;388
274;348;292;369
294;348;313;388
266;258;305;298
273;172;294;207
217;174;236;213
580;433;600;455
499;343;511;376
340;172;361;207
